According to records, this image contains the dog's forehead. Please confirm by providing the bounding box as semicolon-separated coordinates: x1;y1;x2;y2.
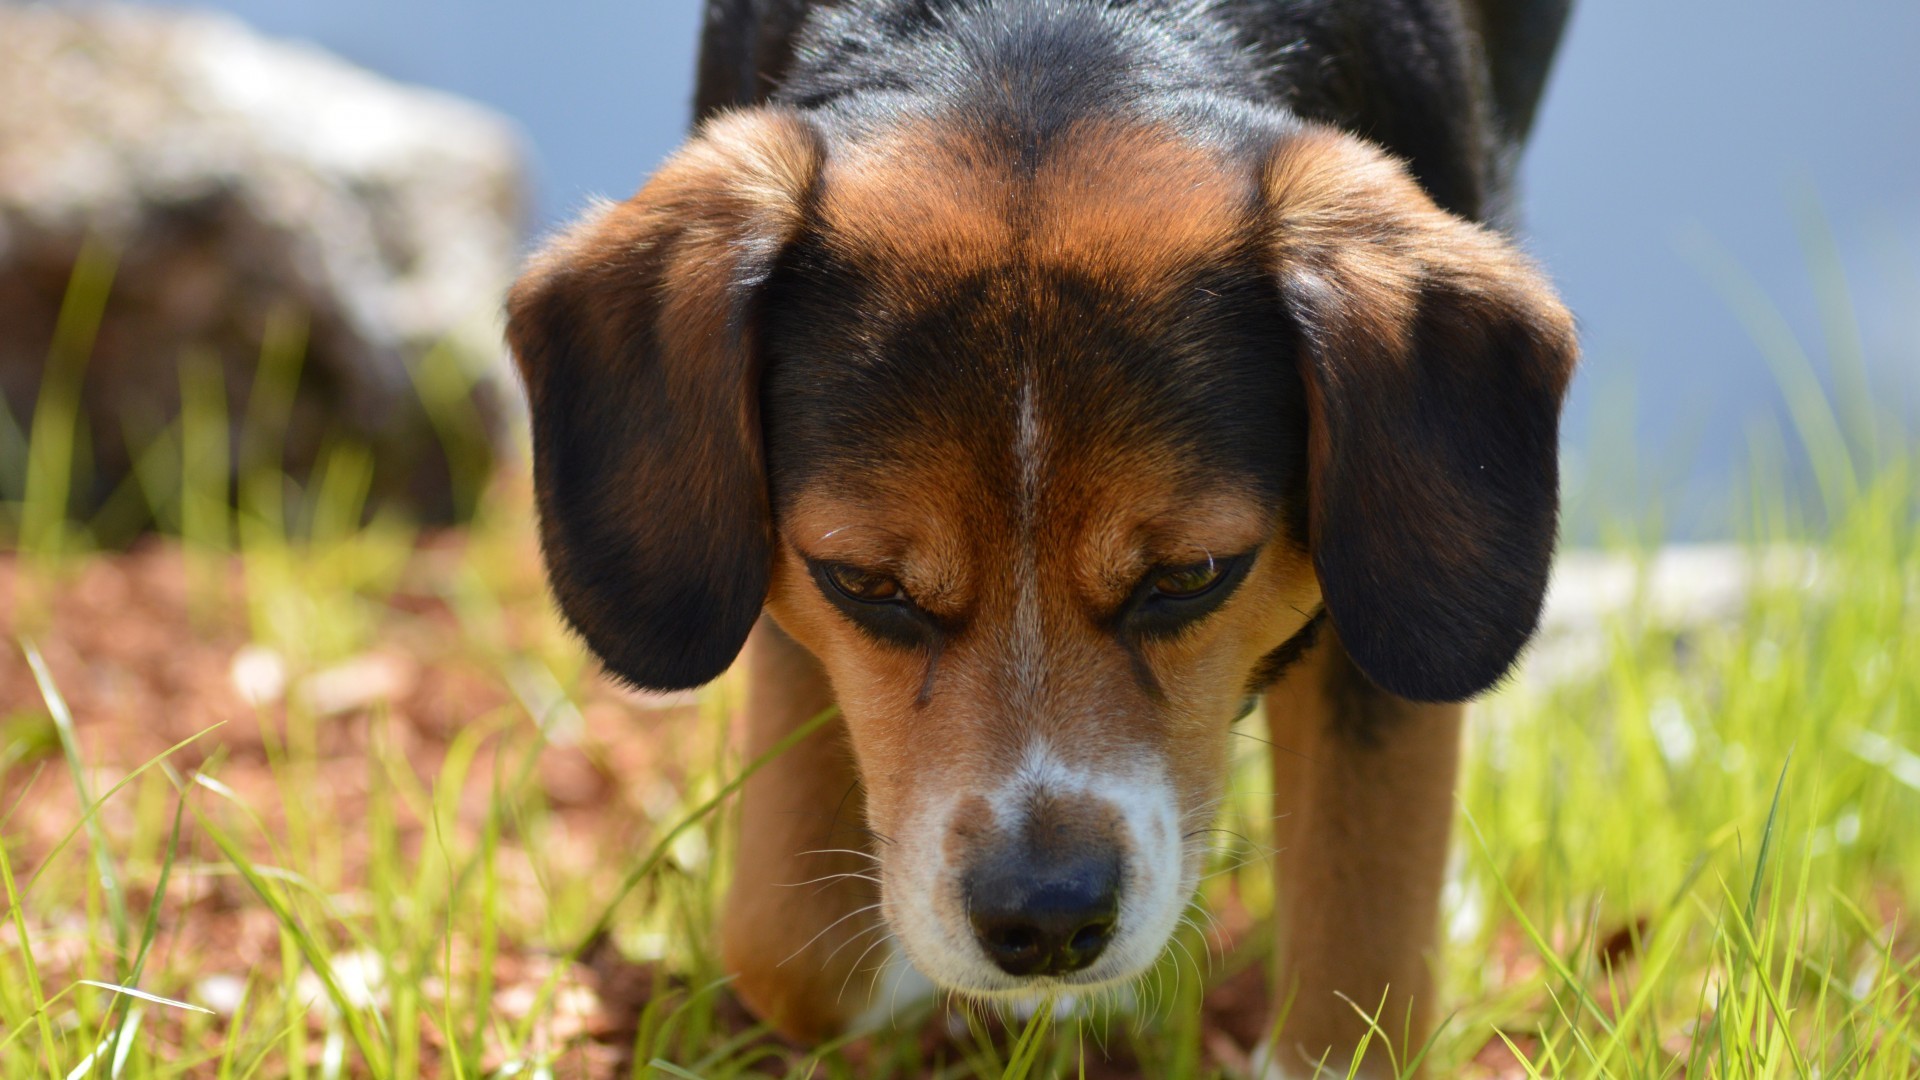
815;115;1251;281
762;116;1305;526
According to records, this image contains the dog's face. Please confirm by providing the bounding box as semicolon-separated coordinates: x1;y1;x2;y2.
507;108;1574;995
751;121;1324;989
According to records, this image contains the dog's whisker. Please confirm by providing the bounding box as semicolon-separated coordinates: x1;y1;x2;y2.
818;916;890;971
1177;934;1208;992
776;870;883;891
1199;853;1273;882
827;825;894;847
1189;899;1228;940
849;930;898;1007
775;901;885;968
836;927;898;1003
1165;927;1186;1010
1228;727;1322;765
1175;913;1217;979
1182;825;1253;841
791;847;882;863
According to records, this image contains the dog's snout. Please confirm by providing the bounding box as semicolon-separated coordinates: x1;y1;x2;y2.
965;852;1120;977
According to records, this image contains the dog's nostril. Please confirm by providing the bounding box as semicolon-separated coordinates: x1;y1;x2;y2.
966;854;1120;977
987;925;1041;960
1001;928;1034;950
1068;918;1113;955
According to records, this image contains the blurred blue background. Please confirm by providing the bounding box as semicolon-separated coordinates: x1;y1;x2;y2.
134;0;1920;538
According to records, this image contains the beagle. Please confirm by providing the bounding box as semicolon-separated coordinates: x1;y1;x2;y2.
506;0;1576;1074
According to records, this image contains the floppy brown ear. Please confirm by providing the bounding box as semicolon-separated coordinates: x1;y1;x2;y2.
1265;126;1578;703
506;108;820;690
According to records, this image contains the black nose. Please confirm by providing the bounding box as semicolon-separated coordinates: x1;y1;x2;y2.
965;853;1120;976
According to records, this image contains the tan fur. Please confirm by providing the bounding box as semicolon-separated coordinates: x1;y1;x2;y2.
822;118;1244;293
1263;627;1461;1077
1265;126;1573;369
765;457;1320;864
721;619;875;1041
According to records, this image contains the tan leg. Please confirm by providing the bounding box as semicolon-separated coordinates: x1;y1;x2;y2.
720;617;881;1041
1262;625;1461;1078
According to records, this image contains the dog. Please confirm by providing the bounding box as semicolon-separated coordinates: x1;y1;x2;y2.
506;0;1576;1073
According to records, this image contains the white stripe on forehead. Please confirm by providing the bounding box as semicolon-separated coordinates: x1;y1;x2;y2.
1015;376;1043;515
1009;377;1046;707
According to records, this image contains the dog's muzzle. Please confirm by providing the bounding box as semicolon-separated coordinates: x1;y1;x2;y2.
883;744;1191;994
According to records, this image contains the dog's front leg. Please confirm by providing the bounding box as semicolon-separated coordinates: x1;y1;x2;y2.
720;618;887;1042
1260;626;1462;1079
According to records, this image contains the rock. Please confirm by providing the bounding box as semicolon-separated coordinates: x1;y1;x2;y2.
1521;544;1820;685
0;5;527;526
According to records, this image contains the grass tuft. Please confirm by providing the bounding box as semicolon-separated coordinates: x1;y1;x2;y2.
2;234;1916;1078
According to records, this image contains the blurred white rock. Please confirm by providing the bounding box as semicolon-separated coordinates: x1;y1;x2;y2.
1522;544;1821;685
0;5;528;523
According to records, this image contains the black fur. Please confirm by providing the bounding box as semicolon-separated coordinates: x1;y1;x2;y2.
520;0;1573;696
697;0;1572;223
507;161;808;690
761;252;1304;516
1294;260;1573;702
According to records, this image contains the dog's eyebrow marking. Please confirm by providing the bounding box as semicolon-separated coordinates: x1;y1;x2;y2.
1242;607;1328;698
915;633;945;707
1123;638;1166;704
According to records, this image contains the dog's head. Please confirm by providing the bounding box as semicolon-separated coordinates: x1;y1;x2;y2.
507;107;1575;996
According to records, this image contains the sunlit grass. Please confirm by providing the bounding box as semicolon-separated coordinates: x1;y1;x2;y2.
1;242;1915;1078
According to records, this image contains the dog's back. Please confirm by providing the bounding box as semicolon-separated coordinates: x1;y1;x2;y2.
694;0;1571;227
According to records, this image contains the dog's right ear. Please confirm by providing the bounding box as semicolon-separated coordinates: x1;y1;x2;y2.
1262;125;1578;703
506;108;820;691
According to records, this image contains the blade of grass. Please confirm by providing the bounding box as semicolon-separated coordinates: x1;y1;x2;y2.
1460;806;1617;1039
74;981;213;1016
188;785;392;1079
20;240;117;562
1681;226;1858;521
97;783;190;1073
1000;997;1056;1080
19;721;226;900
0;827;62;1078
23;641;130;964
513;705;841;1049
1746;755;1793;926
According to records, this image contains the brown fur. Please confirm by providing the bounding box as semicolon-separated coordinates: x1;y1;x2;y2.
507;103;1575;1073
505;109;822;691
1266;129;1578;703
821;118;1245;289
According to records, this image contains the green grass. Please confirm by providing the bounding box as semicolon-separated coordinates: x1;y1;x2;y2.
1;248;1916;1078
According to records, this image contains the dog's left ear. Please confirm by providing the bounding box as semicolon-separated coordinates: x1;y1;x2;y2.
506;108;820;690
1265;126;1578;703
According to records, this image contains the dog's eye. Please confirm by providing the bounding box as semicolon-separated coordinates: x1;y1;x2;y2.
821;563;903;603
1125;550;1256;639
808;559;934;648
1152;561;1227;599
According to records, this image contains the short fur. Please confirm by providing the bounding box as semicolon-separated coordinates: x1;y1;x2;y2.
509;0;1574;1070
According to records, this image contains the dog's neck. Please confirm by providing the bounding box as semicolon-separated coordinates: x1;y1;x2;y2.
776;0;1262;128
761;0;1495;223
